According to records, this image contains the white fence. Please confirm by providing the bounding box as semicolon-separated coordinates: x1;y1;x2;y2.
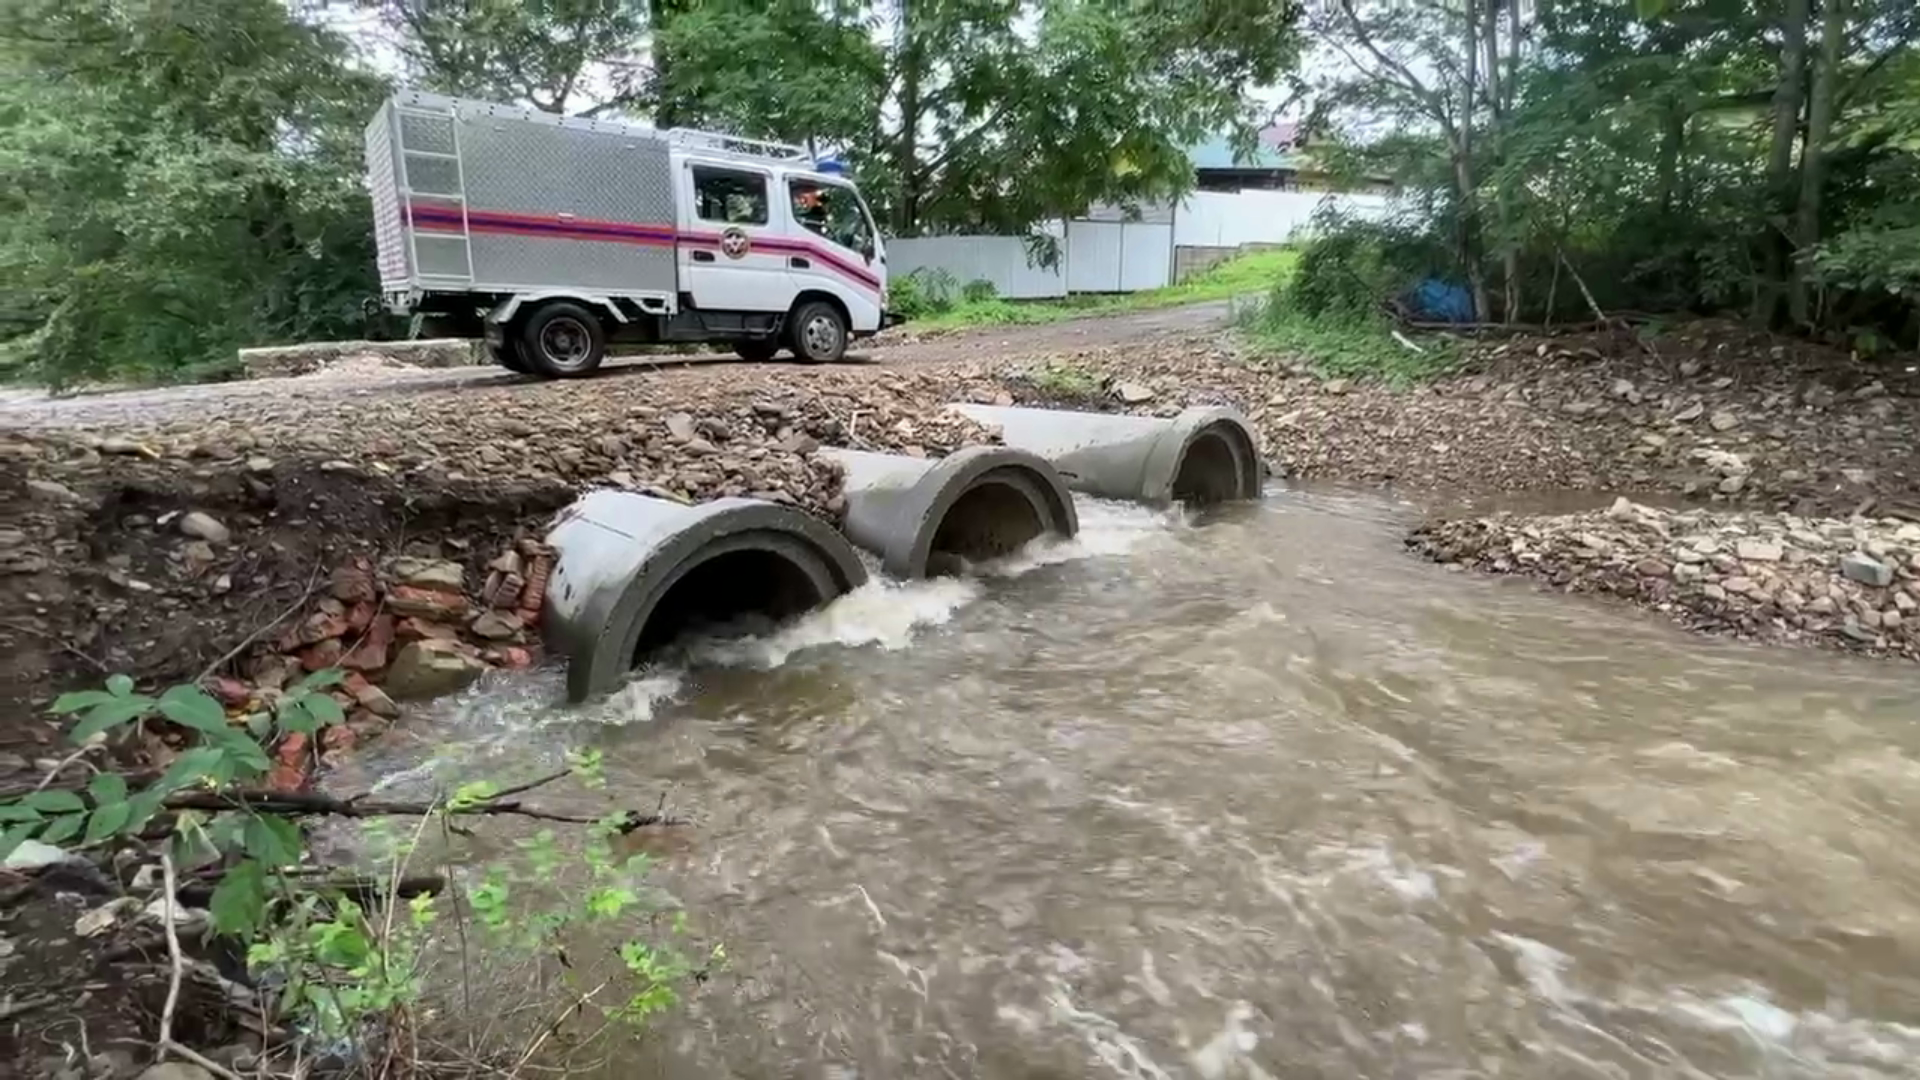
886;235;1067;299
889;189;1396;299
1174;190;1391;248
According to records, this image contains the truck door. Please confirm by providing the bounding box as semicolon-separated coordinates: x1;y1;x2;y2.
781;177;885;333
677;163;796;313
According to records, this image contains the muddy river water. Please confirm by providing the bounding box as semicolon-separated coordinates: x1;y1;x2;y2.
346;488;1920;1078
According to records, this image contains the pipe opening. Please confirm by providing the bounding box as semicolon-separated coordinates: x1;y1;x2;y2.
1172;423;1259;505
927;474;1048;575
634;547;825;661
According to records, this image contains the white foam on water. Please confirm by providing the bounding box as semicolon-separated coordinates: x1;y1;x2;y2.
671;499;1183;668
577;668;686;726
1188;1002;1272;1080
1493;933;1580;1006
979;497;1189;576
1660;987;1920;1075
1043;978;1174;1080
1488;935;1920;1077
1332;843;1439;902
683;575;983;669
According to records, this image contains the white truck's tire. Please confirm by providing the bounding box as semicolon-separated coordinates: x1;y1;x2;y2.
788;301;848;364
487;339;532;374
521;301;607;378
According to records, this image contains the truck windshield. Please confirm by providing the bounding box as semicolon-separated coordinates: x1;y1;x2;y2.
788;179;874;257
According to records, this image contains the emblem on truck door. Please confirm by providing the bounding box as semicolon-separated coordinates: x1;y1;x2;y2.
720;227;751;259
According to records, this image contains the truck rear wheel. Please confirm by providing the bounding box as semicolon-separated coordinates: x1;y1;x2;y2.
787;301;848;364
520;301;607;378
487;339;532;374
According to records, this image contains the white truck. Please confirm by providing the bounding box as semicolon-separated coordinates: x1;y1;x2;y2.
364;90;894;378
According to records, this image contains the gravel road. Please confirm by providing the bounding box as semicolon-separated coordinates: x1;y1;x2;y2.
0;301;1235;430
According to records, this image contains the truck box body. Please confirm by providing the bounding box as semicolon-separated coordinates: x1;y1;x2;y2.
366;91;679;306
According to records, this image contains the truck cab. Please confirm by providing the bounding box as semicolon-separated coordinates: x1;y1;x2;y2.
364;91;893;378
673;153;887;365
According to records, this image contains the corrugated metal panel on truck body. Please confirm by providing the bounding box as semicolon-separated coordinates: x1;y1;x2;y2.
363;104;409;292
373;90;684;299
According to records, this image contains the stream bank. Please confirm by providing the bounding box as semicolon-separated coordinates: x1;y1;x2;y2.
2;310;1918;1077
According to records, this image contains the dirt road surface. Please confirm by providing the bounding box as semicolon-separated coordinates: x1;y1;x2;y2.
0;301;1234;431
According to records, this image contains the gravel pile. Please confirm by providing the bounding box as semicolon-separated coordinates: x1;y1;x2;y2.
1410;497;1920;662
9;366;1004;521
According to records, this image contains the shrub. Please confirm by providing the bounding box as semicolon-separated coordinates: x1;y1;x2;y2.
2;674;709;1070
890;267;958;320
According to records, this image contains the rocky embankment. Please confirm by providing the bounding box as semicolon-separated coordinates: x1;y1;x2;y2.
0;373;1000;747
1041;319;1918;519
1411;498;1920;662
4;314;1917;729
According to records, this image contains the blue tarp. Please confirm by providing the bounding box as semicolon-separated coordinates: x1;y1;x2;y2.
1406;278;1475;323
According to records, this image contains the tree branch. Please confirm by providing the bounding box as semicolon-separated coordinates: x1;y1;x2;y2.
161;770;684;830
914;103;1016;184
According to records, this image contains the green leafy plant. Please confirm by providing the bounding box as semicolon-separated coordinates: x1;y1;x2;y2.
890;267;958;320
960;277;998;304
3;670;348;864
1022;361;1104;401
6;671;708;1068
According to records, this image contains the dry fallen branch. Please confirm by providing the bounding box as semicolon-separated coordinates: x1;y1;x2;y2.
155;851;246;1080
162;769;684;830
177;870;449;908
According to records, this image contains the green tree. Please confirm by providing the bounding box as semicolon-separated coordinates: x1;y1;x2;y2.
368;0;651;115
0;0;388;384
651;0;885;148
643;1;1302;235
1300;0;1919;338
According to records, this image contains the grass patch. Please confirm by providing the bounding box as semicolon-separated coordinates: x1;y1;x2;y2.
1234;299;1458;386
1016;361;1105;403
905;248;1300;333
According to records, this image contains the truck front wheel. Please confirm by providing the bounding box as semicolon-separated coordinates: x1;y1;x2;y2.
520;301;607;378
787;301;848;364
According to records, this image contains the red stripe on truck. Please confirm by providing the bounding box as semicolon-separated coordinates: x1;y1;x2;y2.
405;201;882;295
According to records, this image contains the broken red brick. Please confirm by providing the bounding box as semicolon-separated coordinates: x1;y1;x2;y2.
387;583;469;621
266;763;307;793
204;676;252;708
321;723;356;753
490;645;535;669
297;638;344;671
345;599;377;633
394;616;460;642
341;614;395;671
515;554;552;624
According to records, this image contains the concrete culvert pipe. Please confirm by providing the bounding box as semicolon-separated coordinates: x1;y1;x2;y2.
820;446;1079;578
946;405;1264;506
543;491;867;702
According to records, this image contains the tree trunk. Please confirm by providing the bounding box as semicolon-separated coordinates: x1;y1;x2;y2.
1459;0;1488;320
893;2;922;235
1754;0;1810;324
1789;0;1845;325
1654;104;1686;215
651;0;682;128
